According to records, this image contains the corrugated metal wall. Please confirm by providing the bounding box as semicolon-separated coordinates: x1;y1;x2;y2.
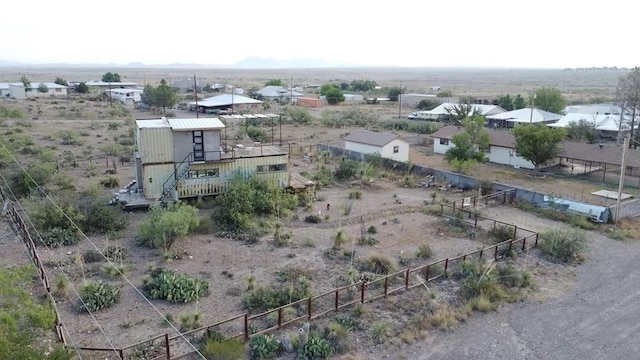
139;127;174;164
142;164;175;199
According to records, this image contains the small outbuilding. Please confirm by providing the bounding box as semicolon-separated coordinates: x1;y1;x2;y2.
344;129;409;162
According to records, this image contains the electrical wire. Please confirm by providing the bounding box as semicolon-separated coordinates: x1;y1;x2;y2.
0;142;207;359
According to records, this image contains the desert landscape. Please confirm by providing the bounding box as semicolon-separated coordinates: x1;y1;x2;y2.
1;66;639;360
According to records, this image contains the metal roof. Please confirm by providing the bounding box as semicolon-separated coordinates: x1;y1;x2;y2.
549;113;631;132
256;86;305;97
427;103;506;116
108;88;143;94
0;82;68;89
430;125;516;148
136;119;170;128
188;94;262;107
85;81;138;87
486;108;562;123
167;118;225;131
344;129;402;147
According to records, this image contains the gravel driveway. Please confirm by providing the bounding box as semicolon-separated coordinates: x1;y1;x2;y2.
406;208;640;360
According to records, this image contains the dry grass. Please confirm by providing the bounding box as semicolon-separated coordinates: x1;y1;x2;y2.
606;218;640;241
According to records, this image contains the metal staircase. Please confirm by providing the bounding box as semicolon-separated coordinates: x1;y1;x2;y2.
159;153;192;202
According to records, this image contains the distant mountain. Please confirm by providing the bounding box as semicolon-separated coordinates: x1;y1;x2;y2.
232;57;334;69
0;59;28;67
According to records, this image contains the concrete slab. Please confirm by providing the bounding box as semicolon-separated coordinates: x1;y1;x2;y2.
591;189;633;200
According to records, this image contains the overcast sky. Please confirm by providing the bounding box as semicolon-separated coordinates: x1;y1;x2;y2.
1;0;636;68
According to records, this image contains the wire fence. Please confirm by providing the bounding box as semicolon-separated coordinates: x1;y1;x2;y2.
0;184;538;359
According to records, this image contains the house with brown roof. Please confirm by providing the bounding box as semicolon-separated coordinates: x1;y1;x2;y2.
344;129;409;162
430;125;546;169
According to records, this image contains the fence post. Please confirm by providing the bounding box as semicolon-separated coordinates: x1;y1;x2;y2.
494;245;499;260
384;278;388;296
277;308;283;328
522;237;527;251
164;333;170;360
105;157;109;167
244;314;249;341
503;191;507;204
493;220;496;231
479;247;484;259
307;297;312;320
425;265;430;281
335;290;339;309
513;225;518;239
119;349;124;359
474;212;478;227
444;258;449;272
405;269;410;289
534;233;539;247
360;282;365;304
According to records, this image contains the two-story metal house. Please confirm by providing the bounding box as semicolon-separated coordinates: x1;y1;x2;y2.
133;117;291;203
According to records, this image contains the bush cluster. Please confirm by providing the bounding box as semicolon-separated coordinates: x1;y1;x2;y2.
79;281;121;312
144;268;209;303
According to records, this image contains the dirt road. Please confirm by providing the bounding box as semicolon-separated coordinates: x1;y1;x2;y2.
406;208;640;360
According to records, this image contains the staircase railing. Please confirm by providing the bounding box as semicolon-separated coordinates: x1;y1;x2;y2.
159;152;192;201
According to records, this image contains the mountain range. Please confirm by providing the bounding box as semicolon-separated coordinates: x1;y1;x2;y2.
0;57;347;69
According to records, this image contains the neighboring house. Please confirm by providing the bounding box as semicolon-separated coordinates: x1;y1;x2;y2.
0;82;68;97
81;81;139;90
108;88;143;105
549;113;633;140
188;94;263;113
0;83;26;99
344;129;410;162
486;108;562;128
343;94;364;102
399;93;438;108
255;86;305;102
420;103;506;121
134;117;293;201
430;125;542;169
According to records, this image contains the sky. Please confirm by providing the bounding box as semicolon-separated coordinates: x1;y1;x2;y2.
1;0;637;68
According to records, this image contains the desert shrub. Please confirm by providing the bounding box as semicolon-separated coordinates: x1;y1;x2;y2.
245;126;270;143
81;200;128;235
334;160;359;181
195;216;214;234
301;334;335;359
58;130;85;146
107;122;120;130
332;229;348;249
118;137;135;146
201;337;246;360
243;276;311;311
540;227;588;263
363;255;395;275
83;249;104;263
212;175;297;233
455;261;506;302
335;315;362;331
348;190;362;199
100;143;123;156
488;224;514;243
416;244;434;259
79;281;120;312
39;228;80;247
249;334;281;359
100;176;120;188
104;246;129;262
144;268;209;303
304;214;323;223
370;321;391;344
136;202;200;250
496;264;532;288
366;225;377;234
101;263;129;280
312;165;334;187
0;105;24;119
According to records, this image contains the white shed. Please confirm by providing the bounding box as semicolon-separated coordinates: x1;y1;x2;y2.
344;129;409;162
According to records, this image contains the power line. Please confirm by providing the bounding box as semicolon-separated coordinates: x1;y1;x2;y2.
0;173;89;360
0;142;207;359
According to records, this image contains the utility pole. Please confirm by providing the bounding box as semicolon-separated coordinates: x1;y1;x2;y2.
398;81;403;119
615;136;630;222
529;92;536;123
108;81;112;107
194;75;199;118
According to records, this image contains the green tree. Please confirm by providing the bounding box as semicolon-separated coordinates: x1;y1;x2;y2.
102;72;121;83
37;83;49;94
54;77;68;86
437;90;453;98
202;83;214;93
416;98;441;110
566;119;597;143
321;84;345;105
513;94;527;109
513;124;566;171
444;115;489;163
386;86;403;102
617;67;640;146
75;82;89;94
350;80;377;92
141;79;177;114
496;94;514;111
534;87;566;114
444;103;481;126
20;76;31;92
265;79;284;86
135;202;200;250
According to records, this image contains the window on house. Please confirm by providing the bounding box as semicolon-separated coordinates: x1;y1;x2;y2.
257;164;287;173
393;145;399;154
186;169;220;178
485;147;491;154
439;138;449;145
